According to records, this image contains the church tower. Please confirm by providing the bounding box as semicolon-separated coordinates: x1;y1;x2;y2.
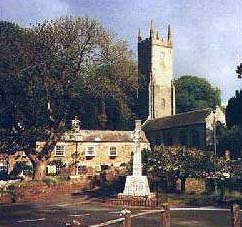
137;22;175;122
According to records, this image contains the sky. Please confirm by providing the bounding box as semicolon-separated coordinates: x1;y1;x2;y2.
1;0;242;104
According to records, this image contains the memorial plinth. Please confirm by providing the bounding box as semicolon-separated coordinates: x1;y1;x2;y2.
122;175;151;197
119;120;153;198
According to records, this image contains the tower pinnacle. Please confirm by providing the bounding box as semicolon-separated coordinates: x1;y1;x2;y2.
150;20;154;38
167;24;171;41
138;28;142;42
156;30;159;39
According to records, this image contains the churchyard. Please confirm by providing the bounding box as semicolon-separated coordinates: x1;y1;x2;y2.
1;1;242;226
0;193;236;227
0;169;242;227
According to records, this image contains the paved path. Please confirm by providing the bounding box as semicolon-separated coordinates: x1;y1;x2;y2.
0;196;233;227
171;207;230;211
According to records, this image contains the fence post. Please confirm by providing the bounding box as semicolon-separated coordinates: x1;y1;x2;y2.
65;219;87;227
160;205;170;227
231;204;240;227
120;208;131;227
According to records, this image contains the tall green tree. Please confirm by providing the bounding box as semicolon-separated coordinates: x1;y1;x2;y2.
82;31;138;129
215;62;242;157
175;75;221;113
226;90;242;126
0;17;137;180
0;21;27;129
142;146;229;193
217;123;242;158
236;62;242;78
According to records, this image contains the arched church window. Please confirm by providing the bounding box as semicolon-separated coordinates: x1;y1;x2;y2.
179;131;187;146
165;132;173;146
155;136;161;145
192;130;200;148
161;98;166;110
0;89;5;104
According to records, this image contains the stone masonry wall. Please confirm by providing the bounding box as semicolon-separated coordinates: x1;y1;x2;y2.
36;141;145;170
0;177;91;204
185;178;206;194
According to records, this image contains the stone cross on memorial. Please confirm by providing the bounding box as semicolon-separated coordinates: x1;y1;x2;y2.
131;120;142;176
119;120;152;197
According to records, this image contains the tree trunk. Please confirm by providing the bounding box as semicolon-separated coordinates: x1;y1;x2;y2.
180;177;186;193
218;179;225;201
214;179;218;196
33;159;47;180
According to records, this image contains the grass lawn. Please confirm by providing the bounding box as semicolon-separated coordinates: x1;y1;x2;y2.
128;210;232;227
171;210;231;227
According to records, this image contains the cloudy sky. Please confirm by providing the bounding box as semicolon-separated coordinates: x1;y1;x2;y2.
1;0;242;104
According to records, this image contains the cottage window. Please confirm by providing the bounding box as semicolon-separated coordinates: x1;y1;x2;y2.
47;165;56;174
101;164;109;171
78;165;87;174
109;146;117;157
85;146;95;157
56;162;63;174
0;160;8;172
55;145;65;156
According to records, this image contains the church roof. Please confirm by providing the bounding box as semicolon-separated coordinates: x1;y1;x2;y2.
63;130;149;143
142;108;212;131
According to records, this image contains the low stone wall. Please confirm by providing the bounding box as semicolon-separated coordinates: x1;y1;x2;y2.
100;168;126;183
185;178;206;194
110;196;168;209
0;177;91;204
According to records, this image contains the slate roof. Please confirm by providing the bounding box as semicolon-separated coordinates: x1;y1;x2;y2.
63;130;149;143
142;108;212;131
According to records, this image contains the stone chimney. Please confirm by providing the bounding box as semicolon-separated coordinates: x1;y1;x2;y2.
224;150;230;161
71;116;80;132
135;120;142;131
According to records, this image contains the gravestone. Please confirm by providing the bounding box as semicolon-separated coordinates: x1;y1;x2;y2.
120;120;152;197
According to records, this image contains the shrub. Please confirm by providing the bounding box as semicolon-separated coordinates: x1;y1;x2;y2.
43;177;57;187
0;172;10;180
7;184;17;202
0;184;8;196
10;161;33;177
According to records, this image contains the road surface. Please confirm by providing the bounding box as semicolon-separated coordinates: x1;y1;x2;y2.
0;195;233;227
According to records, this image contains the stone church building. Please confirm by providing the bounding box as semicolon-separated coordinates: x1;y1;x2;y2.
0;23;225;175
137;23;225;149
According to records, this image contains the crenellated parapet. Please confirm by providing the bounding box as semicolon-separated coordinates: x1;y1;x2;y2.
138;22;172;48
137;21;175;121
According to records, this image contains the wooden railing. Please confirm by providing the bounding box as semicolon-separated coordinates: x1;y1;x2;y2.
231;204;240;227
67;203;241;227
109;196;167;209
89;208;170;227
